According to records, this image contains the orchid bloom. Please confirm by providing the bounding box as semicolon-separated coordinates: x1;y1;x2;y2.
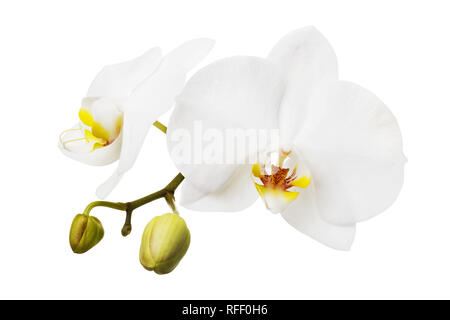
167;27;405;250
59;39;214;199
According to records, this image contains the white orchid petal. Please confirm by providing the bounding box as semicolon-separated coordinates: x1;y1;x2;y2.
58;126;122;166
167;56;285;193
96;39;215;199
96;171;123;198
268;26;338;145
179;164;257;212
295;81;406;225
281;182;356;250
87;47;162;99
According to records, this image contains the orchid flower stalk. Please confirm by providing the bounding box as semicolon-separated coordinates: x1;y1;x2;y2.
63;28;406;274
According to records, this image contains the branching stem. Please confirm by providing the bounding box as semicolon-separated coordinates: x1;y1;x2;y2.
82;173;184;236
81;120;182;237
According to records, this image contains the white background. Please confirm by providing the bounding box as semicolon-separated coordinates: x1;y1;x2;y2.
0;0;448;299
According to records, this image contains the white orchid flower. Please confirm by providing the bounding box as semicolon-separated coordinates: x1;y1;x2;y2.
167;27;405;250
59;38;215;199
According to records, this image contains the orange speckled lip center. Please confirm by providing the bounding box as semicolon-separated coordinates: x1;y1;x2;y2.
258;165;298;191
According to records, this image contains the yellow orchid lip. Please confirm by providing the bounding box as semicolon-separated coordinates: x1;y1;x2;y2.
84;129;108;150
78;108;122;144
59;126;108;152
251;150;311;213
59;100;123;154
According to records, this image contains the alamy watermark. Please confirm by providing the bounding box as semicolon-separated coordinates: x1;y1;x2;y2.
168;121;281;165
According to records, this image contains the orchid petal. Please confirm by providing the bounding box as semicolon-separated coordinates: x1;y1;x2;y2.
96;38;215;199
167;56;285;193
87;47;162;99
281;181;356;250
267;26;338;146
295;81;406;225
179;164;258;212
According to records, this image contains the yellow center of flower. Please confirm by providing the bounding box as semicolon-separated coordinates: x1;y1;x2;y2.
78;108;122;149
59;98;123;153
251;150;311;213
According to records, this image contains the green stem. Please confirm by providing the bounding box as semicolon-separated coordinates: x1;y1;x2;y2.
121;210;133;237
83;201;127;216
127;173;184;211
165;173;185;193
81;173;185;236
165;193;178;215
127;189;168;212
152;121;167;134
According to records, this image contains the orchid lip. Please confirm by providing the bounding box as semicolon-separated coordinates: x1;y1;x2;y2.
59;125;109;153
60;99;123;154
251;149;311;213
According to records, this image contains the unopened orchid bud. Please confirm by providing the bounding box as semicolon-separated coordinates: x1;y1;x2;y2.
139;213;190;275
69;214;104;254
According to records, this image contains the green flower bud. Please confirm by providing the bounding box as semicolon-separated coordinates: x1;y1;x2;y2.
139;213;190;275
69;214;104;254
